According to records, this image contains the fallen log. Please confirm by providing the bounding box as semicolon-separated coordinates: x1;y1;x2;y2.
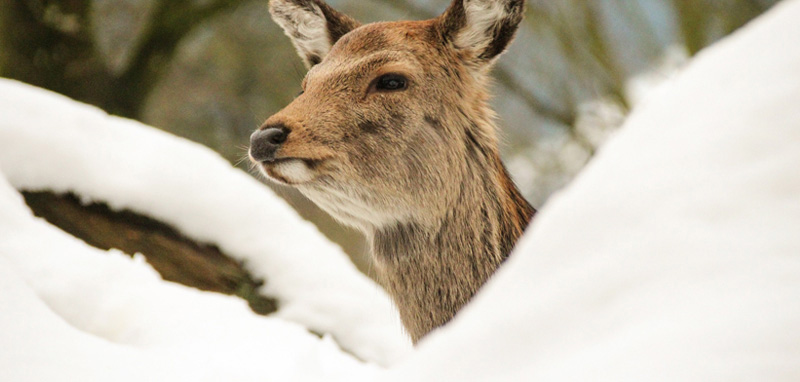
21;190;278;315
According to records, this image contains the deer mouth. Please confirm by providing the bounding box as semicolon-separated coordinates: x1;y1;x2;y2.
257;157;321;185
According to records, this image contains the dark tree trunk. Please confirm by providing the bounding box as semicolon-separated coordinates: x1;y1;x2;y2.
0;0;246;119
22;190;278;315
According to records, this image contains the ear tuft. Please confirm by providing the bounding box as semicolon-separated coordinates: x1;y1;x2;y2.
439;0;525;63
269;0;360;69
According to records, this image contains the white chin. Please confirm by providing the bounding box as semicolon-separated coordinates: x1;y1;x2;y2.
263;159;314;185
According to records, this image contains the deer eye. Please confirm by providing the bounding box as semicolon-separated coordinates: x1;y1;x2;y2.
371;74;408;93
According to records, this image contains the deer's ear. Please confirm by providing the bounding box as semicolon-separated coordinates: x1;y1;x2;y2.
437;0;525;65
269;0;361;69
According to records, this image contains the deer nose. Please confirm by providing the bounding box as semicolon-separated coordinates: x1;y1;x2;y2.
250;126;289;162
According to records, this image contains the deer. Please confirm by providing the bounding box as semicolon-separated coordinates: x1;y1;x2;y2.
249;0;535;343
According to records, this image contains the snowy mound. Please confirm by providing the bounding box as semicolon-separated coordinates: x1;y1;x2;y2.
386;1;800;381
0;190;378;381
0;80;410;379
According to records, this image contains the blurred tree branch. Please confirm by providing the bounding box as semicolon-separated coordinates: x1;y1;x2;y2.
117;0;248;117
675;0;776;55
491;66;575;127
0;0;249;118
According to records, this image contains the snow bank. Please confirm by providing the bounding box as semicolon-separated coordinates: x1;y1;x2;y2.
386;1;800;380
0;175;375;381
0;78;410;372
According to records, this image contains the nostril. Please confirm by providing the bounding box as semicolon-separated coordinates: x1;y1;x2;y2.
250;125;290;162
265;128;288;145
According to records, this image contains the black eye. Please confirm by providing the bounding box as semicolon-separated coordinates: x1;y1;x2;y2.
373;74;408;92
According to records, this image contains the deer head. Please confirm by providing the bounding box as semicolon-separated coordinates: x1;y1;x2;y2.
251;0;525;230
251;0;532;342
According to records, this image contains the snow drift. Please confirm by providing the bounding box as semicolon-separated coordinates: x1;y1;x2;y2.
2;0;800;380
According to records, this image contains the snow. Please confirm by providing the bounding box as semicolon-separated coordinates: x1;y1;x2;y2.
3;0;800;380
0;191;375;381
383;0;800;381
0;75;410;378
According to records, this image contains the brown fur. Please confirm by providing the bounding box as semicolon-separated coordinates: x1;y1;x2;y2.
255;0;534;343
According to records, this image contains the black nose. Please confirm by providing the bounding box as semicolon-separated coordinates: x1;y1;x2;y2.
250;126;289;162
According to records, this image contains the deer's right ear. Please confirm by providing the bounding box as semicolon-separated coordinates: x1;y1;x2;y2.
269;0;361;69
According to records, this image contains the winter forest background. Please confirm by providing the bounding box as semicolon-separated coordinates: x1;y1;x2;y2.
0;0;781;271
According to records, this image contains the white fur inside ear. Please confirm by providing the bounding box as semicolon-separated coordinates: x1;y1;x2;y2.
454;0;508;52
270;0;332;64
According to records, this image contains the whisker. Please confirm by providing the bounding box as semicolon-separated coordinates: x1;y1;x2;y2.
247;161;261;177
234;144;253;167
235;156;250;167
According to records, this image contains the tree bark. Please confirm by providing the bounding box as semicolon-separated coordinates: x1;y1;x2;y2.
0;0;247;119
22;190;278;315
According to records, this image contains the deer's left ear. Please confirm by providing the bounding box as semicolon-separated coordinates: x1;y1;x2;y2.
437;0;525;66
269;0;361;69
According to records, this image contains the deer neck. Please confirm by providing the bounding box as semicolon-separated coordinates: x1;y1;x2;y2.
369;135;535;343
